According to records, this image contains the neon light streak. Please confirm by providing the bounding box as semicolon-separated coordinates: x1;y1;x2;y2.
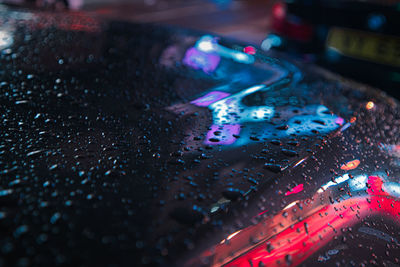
204;174;400;267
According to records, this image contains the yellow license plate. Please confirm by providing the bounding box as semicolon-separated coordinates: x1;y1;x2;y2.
326;27;400;67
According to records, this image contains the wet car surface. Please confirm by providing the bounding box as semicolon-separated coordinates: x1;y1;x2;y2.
0;6;399;267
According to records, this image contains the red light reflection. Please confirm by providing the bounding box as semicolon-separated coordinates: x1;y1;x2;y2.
243;46;256;55
272;2;286;20
223;176;399;267
285;184;304;196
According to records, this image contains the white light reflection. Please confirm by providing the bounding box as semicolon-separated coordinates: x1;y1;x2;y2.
283;201;298;210
383;182;400;197
220;230;242;244
261;34;282;51
293;157;307;168
348;175;368;191
340;122;351;132
195;35;255;64
209;85;275;125
0;29;13;50
318;174;350;193
196;35;216;52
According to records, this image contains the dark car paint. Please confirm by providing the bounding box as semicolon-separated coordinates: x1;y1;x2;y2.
0;6;399;267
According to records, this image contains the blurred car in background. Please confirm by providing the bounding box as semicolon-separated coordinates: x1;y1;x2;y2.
264;0;400;97
0;0;113;10
1;0;69;9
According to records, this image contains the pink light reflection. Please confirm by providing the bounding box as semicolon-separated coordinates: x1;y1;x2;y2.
335;117;344;125
285;184;304;196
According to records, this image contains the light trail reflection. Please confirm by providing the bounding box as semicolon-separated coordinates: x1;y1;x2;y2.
206;175;400;267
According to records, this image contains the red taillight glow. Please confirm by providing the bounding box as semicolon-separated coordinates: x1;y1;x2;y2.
271;2;313;42
272;2;286;20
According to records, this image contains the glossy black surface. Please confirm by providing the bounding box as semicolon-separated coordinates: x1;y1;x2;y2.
0;6;399;267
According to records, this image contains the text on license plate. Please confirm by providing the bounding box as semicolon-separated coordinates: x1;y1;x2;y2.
326;27;400;67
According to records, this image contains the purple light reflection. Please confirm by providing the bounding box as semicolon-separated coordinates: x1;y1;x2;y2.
191;91;230;107
182;47;220;73
204;124;240;145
